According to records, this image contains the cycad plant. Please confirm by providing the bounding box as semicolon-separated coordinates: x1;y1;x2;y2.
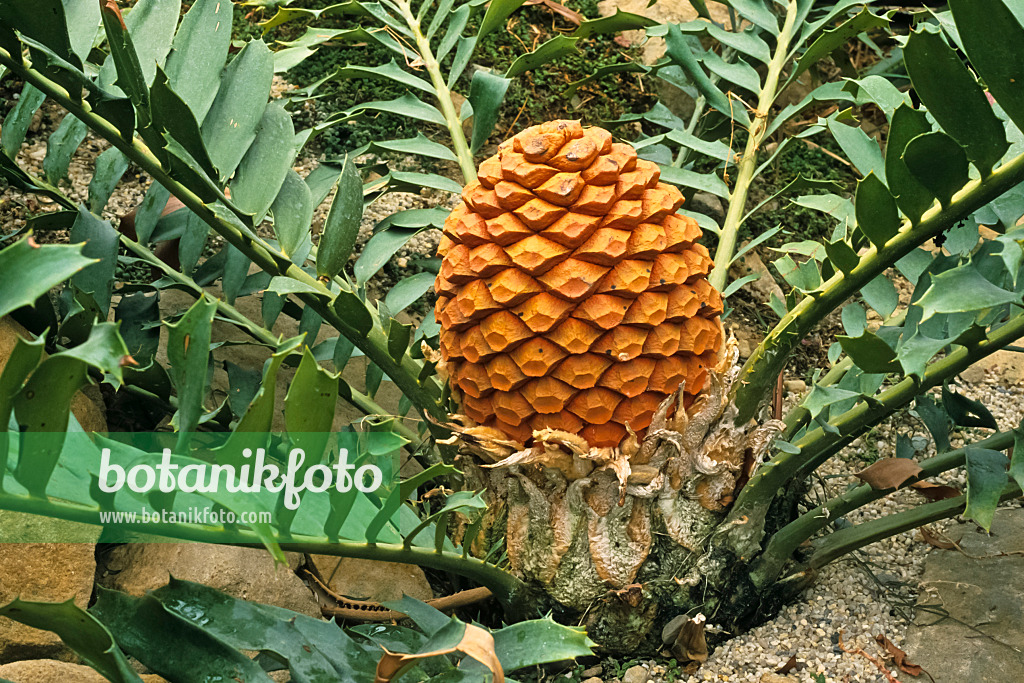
0;0;1023;659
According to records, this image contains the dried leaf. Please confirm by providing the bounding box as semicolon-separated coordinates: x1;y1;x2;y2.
375;623;504;682
918;526;957;550
874;633;929;679
910;480;961;501
523;0;583;25
775;654;800;674
667;614;708;667
855;458;923;490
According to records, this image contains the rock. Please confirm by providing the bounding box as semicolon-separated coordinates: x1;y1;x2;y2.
688;192;725;223
0;544;96;664
582;664;603;677
759;675;798;683
0;510;101;543
0;317;107;433
784;379;807;396
309;556;433;603
903;508;1024;681
960;349;1024;384
597;0;732;64
97;544;321;619
0;660;167;683
730;324;762;359
621;664;650;683
728;250;784;303
582;678;603;683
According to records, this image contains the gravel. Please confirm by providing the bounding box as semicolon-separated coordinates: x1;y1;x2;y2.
583;368;1024;683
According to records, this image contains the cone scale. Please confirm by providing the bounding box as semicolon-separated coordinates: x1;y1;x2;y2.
436;121;724;448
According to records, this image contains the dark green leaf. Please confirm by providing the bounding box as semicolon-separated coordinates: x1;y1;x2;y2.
165;295;217;450
0;598;143;683
150;67;219;181
896;331;952;379
964;446;1008;531
657;166;730;198
69;207;118;316
316;156;363;280
368;133;458;163
943;383;999;430
387;321;412;361
950;0;1024;138
333;59;435;95
572;9;655;39
478;0;527;42
916;265;1021;320
701;50;761;93
134;181;172;244
222;245;249;305
164;0;233;122
98;0;180;90
200;39;274;181
354;228;420;286
344;93;445;126
99;2;151;122
387;171;463;195
860;274;899;318
824;239;859;275
437;5;470;63
385;272;435;315
230;102;295;224
333;291;373;336
87;148;130;214
915;393;951;453
790;8;887;85
725;0;778;34
91;588;274;683
855;172;901;248
902;131;969;208
42;113;88;184
468;70;510;154
285;347;338;434
304;163;343;208
270;170;314;263
1010;427;1024;494
151;578;374;682
885;105;933;224
0;1;75;63
903;25;1006;176
505;35;580;78
838;331;899;373
0;238;95;320
115;289;161;367
2;84;46;158
665;25;749;127
827;115;884;180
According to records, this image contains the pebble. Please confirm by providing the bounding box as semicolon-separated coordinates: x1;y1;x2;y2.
621;665;649;683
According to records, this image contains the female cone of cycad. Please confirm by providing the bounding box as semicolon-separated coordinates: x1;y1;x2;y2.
435;120;724;449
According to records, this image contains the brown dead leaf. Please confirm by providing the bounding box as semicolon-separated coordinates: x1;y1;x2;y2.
836;631;899;683
855;458;922;491
375;623;504;683
665;614;708;668
523;0;583;25
775;654;801;674
875;633;932;680
910;480;961;501
918;526;958;550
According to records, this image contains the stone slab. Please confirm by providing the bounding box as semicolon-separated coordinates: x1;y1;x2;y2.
902;507;1024;682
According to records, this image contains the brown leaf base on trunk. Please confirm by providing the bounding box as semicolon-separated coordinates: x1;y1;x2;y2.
443;339;785;652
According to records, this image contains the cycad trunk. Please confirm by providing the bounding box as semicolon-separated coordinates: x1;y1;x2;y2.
458;343;787;652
